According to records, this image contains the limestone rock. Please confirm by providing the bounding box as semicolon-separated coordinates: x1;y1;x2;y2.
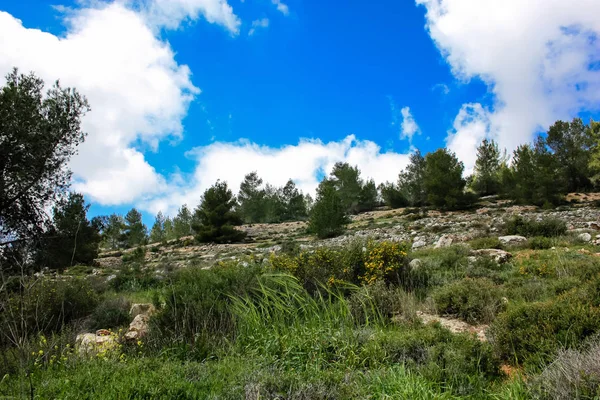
498;235;527;245
412;239;427;250
75;332;118;356
129;303;156;318
409;258;423;270
471;249;512;264
125;314;150;341
434;235;453;249
578;232;592;242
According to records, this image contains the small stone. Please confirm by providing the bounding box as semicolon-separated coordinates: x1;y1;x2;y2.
498;235;527;245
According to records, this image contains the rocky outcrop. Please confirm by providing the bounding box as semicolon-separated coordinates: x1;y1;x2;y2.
498;235;527;245
124;303;155;341
471;249;512;264
75;329;119;356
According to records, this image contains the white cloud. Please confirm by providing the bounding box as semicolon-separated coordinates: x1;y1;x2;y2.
271;0;290;16
0;0;243;205
140;135;411;216
141;0;241;34
248;17;269;36
400;107;421;142
417;0;600;171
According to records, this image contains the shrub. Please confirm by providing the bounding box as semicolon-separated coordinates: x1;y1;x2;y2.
361;241;410;286
308;181;350;239
348;281;417;324
110;264;161;292
528;236;553;250
490;300;600;367
432;278;505;324
0;278;99;342
530;336;600;400
470;236;502;250
87;296;131;331
504;216;567;238
149;262;262;360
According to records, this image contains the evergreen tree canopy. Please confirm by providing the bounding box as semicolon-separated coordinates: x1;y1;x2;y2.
102;214;126;250
379;182;408;209
149;211;166;243
424;149;467;210
398;150;427;207
173;205;193;238
329;162;364;214
309;179;350;239
193;181;246;243
0;68;90;242
472;139;501;196
124;208;147;248
238;172;267;223
35;193;101;270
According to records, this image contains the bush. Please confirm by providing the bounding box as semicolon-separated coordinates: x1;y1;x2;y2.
470;236;502;250
87;296;131;331
528;236;553;250
110;264;161;292
149;262;262;360
1;278;99;342
308;181;350;239
348;281;417;323
530;336;600;400
432;278;505;324
490;300;600;367
504;216;567;238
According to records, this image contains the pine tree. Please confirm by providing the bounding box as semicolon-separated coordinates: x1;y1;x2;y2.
309;179;350;239
329;162;363;214
281;179;308;221
379;182;408;209
124;208;147;248
103;214;126;249
149;211;166;243
163;217;175;241
423;149;467;209
398;150;427;207
35;193;101;270
358;179;378;212
472;139;501;196
173;205;193;238
238;172;267;223
192;181;246;243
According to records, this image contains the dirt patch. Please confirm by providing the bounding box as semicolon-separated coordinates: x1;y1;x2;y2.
417;311;488;342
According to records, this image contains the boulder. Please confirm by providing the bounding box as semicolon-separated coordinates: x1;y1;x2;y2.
124;313;150;341
471;249;513;264
498;235;527;245
409;259;423;271
412;239;427;250
578;232;592;242
129;303;156;318
75;332;119;356
434;235;453;249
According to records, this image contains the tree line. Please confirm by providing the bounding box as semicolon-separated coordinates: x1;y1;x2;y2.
2;69;600;272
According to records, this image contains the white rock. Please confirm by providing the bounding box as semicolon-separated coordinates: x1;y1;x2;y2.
129;303;156;318
498;235;527;245
471;249;513;264
578;233;592;242
434;235;453;249
412;239;427;250
409;259;423;270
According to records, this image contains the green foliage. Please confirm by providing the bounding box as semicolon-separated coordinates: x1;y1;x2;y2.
423;149;469;210
35;192;101;270
528;236;554;250
124;208;147;248
149;211;166;243
173;205;194;239
150;262;262;359
192;180;246;243
379;182;408;209
0;278;98;340
110;265;160;292
472;139;502;196
504;216;567;237
358;179;379;212
237;171;266;223
432;278;505;324
101;213;126;249
308;179;350;239
87;296;131;331
469;236;502;250
398;150;427;207
0;68;89;241
491;299;600;367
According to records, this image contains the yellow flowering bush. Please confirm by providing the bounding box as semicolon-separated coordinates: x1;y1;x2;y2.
361;241;410;285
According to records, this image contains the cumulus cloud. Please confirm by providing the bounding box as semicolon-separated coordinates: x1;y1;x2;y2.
400;107;421;142
248;18;269;36
271;0;290;16
0;0;243;205
417;0;600;171
140;135;411;216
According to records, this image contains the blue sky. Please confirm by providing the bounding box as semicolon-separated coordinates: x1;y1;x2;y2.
1;0;599;224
